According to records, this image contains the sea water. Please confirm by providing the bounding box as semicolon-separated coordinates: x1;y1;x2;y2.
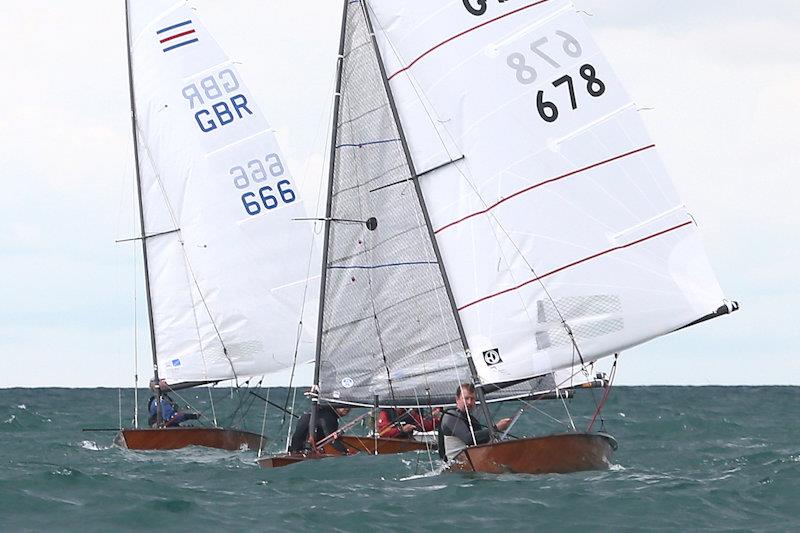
0;387;797;531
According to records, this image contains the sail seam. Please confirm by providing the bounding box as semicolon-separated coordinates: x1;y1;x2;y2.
457;220;693;311
387;0;551;81
328;261;438;270
434;144;656;234
335;138;401;149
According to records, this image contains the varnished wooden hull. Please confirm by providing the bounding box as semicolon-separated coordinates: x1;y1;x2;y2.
322;436;432;455
257;452;335;469
115;427;267;452
449;433;617;474
257;436;429;468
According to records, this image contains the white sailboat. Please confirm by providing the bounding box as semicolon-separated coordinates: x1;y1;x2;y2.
115;0;316;451
261;0;736;473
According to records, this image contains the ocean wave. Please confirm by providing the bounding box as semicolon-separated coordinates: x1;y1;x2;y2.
80;440;111;451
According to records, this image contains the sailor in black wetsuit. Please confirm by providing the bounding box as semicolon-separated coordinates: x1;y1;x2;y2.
289;404;351;453
439;383;511;461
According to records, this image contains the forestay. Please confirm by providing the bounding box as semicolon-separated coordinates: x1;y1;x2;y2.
368;0;734;388
128;1;314;384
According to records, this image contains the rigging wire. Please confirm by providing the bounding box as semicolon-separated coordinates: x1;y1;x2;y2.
282;44;340;423
284;386;300;453
114;149;140;427
587;353;618;432
257;377;270;458
413;387;436;472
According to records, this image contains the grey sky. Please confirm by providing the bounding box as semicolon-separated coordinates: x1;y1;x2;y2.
0;1;796;387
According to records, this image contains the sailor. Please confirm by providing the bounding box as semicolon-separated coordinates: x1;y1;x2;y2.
147;378;200;428
377;407;441;439
289;403;352;454
438;383;511;462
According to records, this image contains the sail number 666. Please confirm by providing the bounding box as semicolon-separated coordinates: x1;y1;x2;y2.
230;153;296;216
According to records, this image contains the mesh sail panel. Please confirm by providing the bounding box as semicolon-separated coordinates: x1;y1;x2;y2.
485;373;557;403
317;2;470;408
317;2;561;408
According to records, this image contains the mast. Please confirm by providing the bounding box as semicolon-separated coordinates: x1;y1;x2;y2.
309;0;350;448
361;1;496;433
124;0;162;425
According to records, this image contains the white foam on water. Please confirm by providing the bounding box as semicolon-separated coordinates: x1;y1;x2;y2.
399;464;447;481
80;440;110;451
3;414;15;424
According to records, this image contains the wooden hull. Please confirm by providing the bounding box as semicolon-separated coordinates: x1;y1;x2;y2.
322;436;432;455
257;452;335;469
115;427;267;452
257;436;430;468
449;433;617;475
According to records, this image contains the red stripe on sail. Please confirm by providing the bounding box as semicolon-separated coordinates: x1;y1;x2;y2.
159;29;196;43
456;220;694;311
434;144;657;235
387;0;551;81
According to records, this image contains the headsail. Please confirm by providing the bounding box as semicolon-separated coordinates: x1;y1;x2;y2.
128;1;315;385
367;0;735;389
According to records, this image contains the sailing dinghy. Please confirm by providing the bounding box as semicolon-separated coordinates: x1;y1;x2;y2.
117;0;316;452
262;0;737;474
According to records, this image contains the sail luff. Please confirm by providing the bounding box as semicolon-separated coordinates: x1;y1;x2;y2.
309;0;350;444
124;0;161;409
361;1;495;425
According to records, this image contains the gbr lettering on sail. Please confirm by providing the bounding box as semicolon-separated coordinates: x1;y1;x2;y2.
182;68;252;133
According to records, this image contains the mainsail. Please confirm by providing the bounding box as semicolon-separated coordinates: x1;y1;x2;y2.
366;0;735;389
127;1;314;385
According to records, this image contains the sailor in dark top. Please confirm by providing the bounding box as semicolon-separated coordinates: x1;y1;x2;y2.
289;404;351;454
439;383;511;461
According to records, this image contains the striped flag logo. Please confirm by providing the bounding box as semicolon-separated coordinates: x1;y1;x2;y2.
157;20;199;53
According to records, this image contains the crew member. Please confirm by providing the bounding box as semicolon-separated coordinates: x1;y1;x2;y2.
147;378;200;428
439;383;511;461
289;403;351;454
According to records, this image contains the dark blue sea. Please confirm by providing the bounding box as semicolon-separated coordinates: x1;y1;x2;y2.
1;387;797;531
